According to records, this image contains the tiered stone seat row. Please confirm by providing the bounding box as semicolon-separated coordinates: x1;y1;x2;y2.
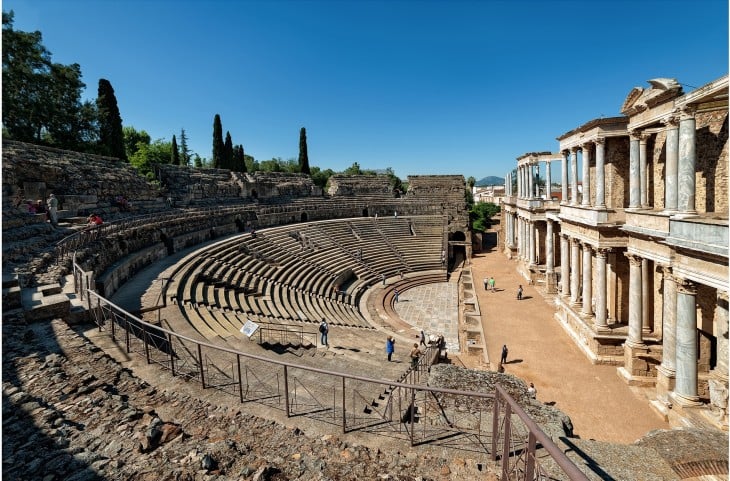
167;217;445;342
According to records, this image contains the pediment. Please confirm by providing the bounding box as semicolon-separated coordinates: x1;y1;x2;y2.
620;78;683;116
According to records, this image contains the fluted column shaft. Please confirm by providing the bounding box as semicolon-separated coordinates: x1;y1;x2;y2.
659;267;677;376
561;152;569;204
642;258;651;333
627;254;644;346
560;235;570;297
581;243;593;315
570;238;580;304
570;148;579;206
629;133;641;208
664;117;679;212
595;249;608;328
528;165;534;198
546;220;554;273
595;138;606;208
581;145;591;206
545;161;552;199
528;221;535;265
678;109;697;215
675;279;699;404
639;134;649;208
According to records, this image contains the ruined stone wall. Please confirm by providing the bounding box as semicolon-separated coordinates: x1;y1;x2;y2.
156;164;241;205
235;171;318;200
326;174;393;197
605;137;630;209
3;140;164;214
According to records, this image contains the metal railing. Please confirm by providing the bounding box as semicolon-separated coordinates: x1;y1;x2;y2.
84;289;589;480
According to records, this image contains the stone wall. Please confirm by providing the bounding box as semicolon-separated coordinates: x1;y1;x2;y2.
605;137;630;209
235;171;319;200
2;140;165;215
156;164;240;205
695;110;728;215
327;174;394;197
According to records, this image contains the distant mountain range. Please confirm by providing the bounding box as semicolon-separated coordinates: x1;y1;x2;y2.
475;176;504;186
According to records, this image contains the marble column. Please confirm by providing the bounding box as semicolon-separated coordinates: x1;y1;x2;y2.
674;279;700;405
658;267;677;379
629;132;641;208
581;144;591;206
517;167;522;198
545;160;552;200
570;238;580;305
664;115;679;212
546;220;555;273
582;243;593;315
528;221;536;265
594;248;609;329
561;235;570;297
639;133;649;208
570;148;579;206
595;138;606;208
642;258;651;333
561;151;569;204
677;107;697;216
626;253;644;346
528;164;534;198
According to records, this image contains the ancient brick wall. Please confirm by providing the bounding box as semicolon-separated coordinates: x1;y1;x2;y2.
327;175;393;197
695;110;728;215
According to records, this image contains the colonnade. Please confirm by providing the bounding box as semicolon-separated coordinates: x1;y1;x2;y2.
560;139;606;208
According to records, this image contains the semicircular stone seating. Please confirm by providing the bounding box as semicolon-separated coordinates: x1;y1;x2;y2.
165;216;446;348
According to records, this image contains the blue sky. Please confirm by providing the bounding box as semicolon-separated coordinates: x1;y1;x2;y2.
5;0;728;180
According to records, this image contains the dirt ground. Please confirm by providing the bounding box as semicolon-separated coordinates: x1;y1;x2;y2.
468;233;669;444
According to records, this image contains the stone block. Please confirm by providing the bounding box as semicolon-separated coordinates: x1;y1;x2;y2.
39;283;62;296
2;285;21;309
24;294;70;323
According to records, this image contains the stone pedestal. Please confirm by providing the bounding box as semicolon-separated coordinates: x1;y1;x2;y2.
618;343;658;387
545;271;558;294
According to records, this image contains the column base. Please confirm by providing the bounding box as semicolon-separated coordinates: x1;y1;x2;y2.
593;323;611;334
545;271;557;294
656;366;676;397
672;211;699;219
669;391;703;408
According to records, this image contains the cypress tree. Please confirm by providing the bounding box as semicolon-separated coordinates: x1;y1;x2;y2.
97;78;126;160
223;131;233;170
298;127;310;175
239;145;247;172
212;114;224;168
179;128;190;166
171;134;180;165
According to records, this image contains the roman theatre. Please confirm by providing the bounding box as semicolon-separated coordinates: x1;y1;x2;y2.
2;75;728;480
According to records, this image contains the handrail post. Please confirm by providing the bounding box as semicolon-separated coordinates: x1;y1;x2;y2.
501;402;512;481
526;431;537;480
169;333;175;376
237;354;243;403
341;377;346;434
144;328;150;364
409;387;416;446
124;314;130;353
198;344;205;388
283;365;290;417
491;390;500;461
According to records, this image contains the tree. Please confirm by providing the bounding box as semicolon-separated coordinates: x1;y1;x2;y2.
467;176;476;191
123;126;151;159
193;153;203;168
96;78;126;160
470;202;500;232
3;12;91;150
298;127;310;175
171;134;179;165
179;128;191;166
223;131;233;170
310;166;334;189
128;138;172;178
233;145;247;173
212;114;224;168
343;162;363;175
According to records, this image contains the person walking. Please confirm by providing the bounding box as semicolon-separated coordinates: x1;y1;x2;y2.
527;382;537;399
517;285;523;300
420;330;427;347
500;344;508;364
386;336;395;362
409;343;421;369
394;288;399;303
319;319;329;347
489;276;496;292
483;277;488;290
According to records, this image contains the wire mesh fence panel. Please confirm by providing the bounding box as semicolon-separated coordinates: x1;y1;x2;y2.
167;335;203;381
203;349;240;395
241;361;283;406
344;378;394;432
286;366;340;419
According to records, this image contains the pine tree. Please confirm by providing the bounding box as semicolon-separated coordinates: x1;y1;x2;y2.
179;128;190;166
97;78;126;160
298;127;310;175
223;131;233;170
212;114;224;168
171;134;180;165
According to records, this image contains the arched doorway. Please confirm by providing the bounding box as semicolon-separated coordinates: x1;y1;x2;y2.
300;212;308;222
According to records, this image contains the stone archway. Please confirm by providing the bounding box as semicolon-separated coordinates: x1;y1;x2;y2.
301;212;308;222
